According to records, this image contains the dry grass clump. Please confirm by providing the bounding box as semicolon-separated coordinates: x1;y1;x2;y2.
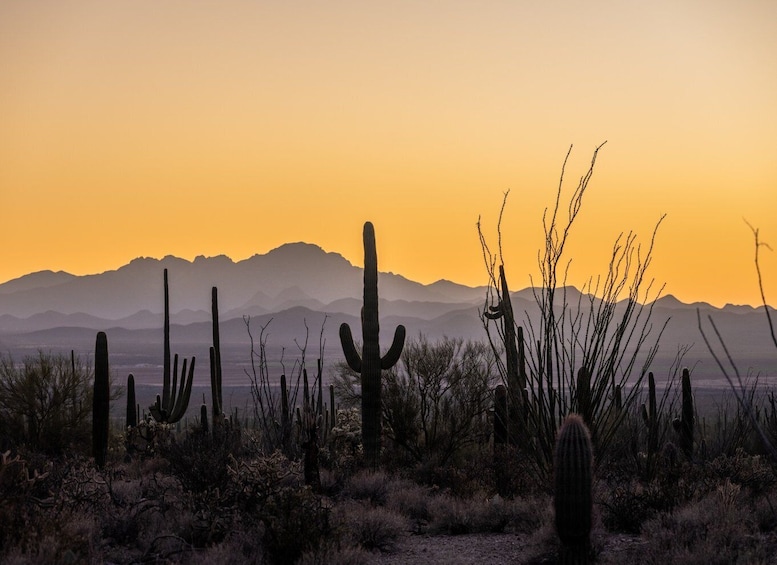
385;480;434;530
426;492;548;536
295;544;372;565
340;469;392;506
637;480;776;564
333;501;408;552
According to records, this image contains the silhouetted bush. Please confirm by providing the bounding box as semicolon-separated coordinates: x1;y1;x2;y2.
161;424;242;494
0;351;93;454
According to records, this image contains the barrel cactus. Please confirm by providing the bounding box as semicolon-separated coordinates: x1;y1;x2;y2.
554;413;593;563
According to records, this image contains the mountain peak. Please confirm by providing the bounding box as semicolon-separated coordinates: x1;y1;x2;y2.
0;270;77;294
261;242;353;267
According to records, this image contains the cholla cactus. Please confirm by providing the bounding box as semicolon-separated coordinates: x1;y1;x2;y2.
0;451;52;509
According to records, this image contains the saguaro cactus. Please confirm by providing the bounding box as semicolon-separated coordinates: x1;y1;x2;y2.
149;269;195;425
484;265;527;443
210;286;224;425
673;367;694;458
641;371;658;456
126;373;137;429
554;413;593;563
339;221;406;468
494;384;508;446
93;332;110;469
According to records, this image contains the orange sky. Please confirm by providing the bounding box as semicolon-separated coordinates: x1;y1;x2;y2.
1;1;775;307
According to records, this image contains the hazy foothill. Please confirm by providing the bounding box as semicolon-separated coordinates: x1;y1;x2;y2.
2;154;777;564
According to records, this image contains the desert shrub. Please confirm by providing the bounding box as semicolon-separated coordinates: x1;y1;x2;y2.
491;443;546;497
333;500;407;552
385;481;433;530
340;469;391;506
427;493;518;535
261;486;332;565
225;450;300;517
0;351;93;454
382;336;496;468
320;407;363;474
639;483;769;564
333;336;495;470
411;457;494;497
600;480;670;534
707;449;776;496
185;530;264;565
161;424;243;494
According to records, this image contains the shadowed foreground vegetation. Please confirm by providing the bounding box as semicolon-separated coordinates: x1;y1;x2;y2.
3;357;777;564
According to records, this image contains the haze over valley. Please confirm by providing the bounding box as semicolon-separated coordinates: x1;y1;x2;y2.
1;242;774;406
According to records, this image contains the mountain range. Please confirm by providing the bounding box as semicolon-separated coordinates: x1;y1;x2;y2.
0;243;775;388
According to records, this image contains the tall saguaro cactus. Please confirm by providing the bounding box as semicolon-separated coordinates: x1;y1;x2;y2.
93;332;110;469
339;221;406;468
210;286;224;425
484;265;527;443
149;269;195;425
554;413;593;563
126;373;137;429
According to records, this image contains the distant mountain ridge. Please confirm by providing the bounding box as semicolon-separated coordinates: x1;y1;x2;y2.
0;244;771;328
0;243;486;321
0;243;775;387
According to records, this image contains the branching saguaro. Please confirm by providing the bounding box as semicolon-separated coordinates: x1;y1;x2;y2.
478;143;668;477
340;221;406;468
149;269;195;425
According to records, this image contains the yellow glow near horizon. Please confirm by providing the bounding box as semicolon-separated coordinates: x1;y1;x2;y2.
1;1;776;307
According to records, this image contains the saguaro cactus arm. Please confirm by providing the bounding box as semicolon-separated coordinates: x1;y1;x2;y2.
169;356;195;423
381;326;406;369
339;324;362;372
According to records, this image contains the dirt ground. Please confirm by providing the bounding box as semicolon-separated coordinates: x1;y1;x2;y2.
368;532;645;564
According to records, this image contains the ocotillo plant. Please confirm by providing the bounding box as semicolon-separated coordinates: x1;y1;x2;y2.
126;373;137;428
673;367;694;458
210;286;224;426
148;269;196;425
340;221;406;468
554;413;593;563
93;332;110;469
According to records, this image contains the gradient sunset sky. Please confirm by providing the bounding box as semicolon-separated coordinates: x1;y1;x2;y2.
1;1;775;307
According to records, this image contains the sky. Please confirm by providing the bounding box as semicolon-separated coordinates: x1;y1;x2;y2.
1;1;776;308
